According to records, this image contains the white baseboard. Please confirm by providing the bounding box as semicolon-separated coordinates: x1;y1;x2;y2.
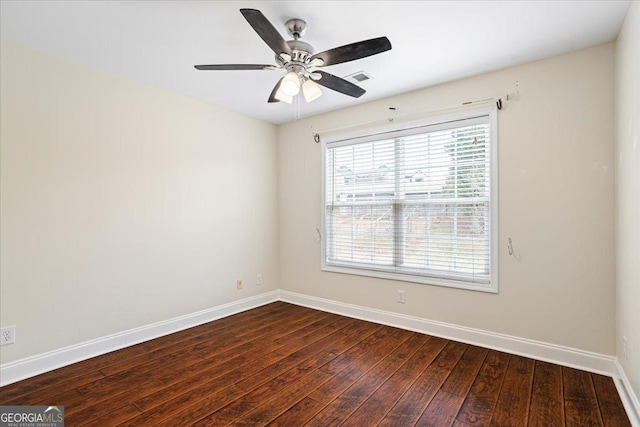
615;362;640;426
278;290;618;376
0;291;279;387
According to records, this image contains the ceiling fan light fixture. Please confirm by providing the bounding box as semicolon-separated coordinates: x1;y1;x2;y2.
280;71;301;96
303;79;323;102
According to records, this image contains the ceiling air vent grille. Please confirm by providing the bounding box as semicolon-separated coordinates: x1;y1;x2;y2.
344;71;373;83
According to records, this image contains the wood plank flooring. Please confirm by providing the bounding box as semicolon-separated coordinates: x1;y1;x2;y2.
0;302;631;426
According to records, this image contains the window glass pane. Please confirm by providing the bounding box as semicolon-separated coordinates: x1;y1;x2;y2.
330;140;396;203
327;204;394;265
445;125;489;199
402;203;489;278
402;132;452;200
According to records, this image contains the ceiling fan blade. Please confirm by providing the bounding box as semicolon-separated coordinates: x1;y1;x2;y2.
240;9;292;57
194;64;277;71
268;77;285;103
310;37;392;67
315;71;365;98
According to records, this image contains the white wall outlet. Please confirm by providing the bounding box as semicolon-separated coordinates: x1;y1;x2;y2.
1;326;16;346
397;290;405;304
256;274;263;286
236;279;243;290
622;336;628;360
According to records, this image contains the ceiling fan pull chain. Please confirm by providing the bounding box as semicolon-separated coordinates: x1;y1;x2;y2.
294;93;301;121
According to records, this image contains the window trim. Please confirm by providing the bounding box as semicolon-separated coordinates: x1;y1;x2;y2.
320;106;499;293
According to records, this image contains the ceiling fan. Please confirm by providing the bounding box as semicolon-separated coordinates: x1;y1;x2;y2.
194;9;392;104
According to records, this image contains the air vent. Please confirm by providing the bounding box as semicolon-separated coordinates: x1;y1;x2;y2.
344;71;373;83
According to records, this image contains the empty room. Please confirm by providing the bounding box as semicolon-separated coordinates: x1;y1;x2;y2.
0;1;638;426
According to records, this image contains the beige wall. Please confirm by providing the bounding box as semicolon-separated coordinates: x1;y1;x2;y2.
279;43;616;355
0;40;279;363
615;0;640;401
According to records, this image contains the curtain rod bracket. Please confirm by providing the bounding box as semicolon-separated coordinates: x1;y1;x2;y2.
313;133;320;144
496;99;503;110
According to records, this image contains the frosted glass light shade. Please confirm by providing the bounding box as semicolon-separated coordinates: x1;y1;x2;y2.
302;79;323;102
274;86;293;104
280;72;300;96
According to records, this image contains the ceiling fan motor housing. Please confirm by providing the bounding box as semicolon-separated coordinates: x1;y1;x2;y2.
276;39;315;67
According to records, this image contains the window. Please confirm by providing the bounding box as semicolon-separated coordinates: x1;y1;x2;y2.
322;108;498;292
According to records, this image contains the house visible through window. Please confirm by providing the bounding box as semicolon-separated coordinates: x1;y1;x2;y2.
322;108;498;292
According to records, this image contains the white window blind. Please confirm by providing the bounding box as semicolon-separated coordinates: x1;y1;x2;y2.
323;111;497;292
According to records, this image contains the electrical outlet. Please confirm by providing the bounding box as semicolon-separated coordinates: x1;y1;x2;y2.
1;326;16;346
236;279;243;290
623;336;628;360
397;290;405;304
256;274;263;286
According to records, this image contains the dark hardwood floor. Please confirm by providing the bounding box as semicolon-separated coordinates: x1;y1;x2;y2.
0;302;631;426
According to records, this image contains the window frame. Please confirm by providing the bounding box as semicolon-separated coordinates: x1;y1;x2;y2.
320;106;499;293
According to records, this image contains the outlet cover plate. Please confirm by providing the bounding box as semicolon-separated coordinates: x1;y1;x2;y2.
1;326;16;346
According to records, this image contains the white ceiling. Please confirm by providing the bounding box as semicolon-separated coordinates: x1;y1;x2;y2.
0;1;631;124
